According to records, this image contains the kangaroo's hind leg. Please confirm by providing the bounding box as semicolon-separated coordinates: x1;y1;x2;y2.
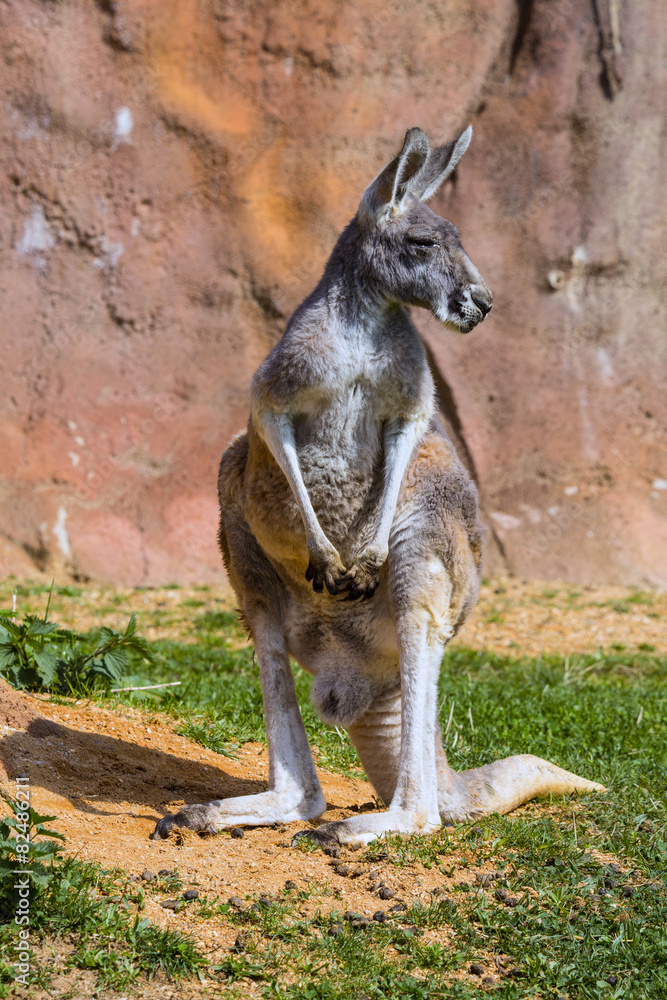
153;509;326;839
293;540;455;848
293;437;604;848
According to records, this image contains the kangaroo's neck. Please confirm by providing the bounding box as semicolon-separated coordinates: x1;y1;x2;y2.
294;217;408;341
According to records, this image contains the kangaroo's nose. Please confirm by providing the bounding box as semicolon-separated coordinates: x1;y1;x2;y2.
471;286;493;317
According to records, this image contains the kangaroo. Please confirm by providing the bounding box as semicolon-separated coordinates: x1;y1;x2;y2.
153;126;604;847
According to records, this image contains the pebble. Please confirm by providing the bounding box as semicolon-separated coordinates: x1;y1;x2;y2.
228;896;244;910
183;889;199;900
141;869;156;882
475;872;500;884
160;899;179;910
470;964;485;976
230;827;244;839
378;886;395;900
372;911;386;922
231;932;249;952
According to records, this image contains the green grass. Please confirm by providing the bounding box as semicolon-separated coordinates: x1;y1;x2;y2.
187;864;667;999
0;810;205;995
126;627;666;997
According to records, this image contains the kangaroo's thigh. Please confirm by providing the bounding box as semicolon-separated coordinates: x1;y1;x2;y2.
391;431;482;636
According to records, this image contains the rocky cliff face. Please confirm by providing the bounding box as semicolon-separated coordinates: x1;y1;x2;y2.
1;0;665;587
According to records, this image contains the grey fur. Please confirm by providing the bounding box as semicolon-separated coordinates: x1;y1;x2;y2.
152;126;604;847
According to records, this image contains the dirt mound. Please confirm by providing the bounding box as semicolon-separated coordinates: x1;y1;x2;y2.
0;679;41;731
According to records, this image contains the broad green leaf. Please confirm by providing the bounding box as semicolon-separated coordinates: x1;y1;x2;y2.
0;641;20;669
32;825;66;842
98;626;122;646
94;647;128;682
25;616;61;637
125;634;154;663
30;839;65;859
32;647;59;686
0;618;22;637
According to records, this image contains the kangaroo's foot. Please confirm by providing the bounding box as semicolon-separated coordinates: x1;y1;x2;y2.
292;756;606;850
294;806;441;850
153;787;327;840
438;754;606;823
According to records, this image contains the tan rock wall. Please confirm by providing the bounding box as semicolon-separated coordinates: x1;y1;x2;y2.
0;0;665;586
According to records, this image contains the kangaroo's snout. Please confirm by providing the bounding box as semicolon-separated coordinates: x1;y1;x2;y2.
471;285;493;318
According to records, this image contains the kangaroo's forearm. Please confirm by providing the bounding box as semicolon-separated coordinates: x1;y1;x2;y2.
253;408;332;553
373;415;428;551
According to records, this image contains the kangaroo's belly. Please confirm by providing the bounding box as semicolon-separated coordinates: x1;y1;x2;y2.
244;398;386;563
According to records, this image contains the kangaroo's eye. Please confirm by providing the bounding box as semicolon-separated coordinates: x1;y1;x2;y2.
407;235;439;249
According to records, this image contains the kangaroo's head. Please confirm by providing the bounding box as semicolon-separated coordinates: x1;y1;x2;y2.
356;126;492;333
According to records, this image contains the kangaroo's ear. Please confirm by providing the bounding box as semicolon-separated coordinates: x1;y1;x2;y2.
360;127;430;222
412;125;472;202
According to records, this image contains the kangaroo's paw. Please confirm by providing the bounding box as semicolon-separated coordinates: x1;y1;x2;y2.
336;546;387;602
305;543;348;596
152;788;327;841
